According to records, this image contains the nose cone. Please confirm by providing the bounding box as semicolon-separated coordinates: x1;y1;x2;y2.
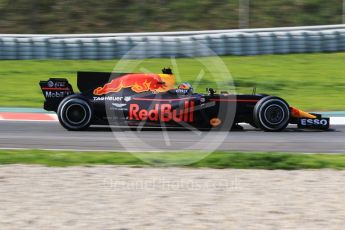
290;107;317;119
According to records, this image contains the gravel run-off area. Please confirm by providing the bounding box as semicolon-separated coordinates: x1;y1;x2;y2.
0;165;344;230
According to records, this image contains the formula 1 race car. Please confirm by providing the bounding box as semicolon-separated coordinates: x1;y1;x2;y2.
39;68;330;131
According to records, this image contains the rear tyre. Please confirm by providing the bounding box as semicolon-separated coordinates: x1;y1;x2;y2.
57;95;93;131
253;96;290;132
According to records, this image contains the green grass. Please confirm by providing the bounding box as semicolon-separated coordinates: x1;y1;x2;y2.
1;149;345;170
1;52;345;110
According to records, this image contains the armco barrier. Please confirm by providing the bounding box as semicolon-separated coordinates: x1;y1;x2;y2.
1;25;345;59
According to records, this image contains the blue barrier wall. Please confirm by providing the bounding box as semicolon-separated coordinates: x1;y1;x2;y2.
1;25;345;59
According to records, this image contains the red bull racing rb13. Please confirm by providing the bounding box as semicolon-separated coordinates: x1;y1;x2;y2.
39;68;330;131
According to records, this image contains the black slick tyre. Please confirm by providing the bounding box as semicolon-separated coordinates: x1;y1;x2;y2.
57;95;93;131
253;96;290;132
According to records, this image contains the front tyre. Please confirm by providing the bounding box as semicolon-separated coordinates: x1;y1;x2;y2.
57;95;93;131
253;96;290;132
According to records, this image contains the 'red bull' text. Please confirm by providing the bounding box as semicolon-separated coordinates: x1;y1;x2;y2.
129;101;195;123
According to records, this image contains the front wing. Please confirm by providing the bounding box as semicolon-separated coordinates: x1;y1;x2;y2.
290;107;330;130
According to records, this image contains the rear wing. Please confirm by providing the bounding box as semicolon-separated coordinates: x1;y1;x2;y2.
39;68;175;111
39;78;74;111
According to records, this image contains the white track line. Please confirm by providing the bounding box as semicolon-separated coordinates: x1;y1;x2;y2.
47;114;58;120
330;117;345;125
0;147;171;152
0;147;344;154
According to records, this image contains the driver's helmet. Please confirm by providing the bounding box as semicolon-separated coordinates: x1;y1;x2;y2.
177;82;193;94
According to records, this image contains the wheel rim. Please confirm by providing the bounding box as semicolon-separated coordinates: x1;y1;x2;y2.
263;104;285;125
66;104;87;125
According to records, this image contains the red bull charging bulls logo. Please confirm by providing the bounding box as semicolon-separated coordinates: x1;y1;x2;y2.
129;101;195;123
93;73;175;95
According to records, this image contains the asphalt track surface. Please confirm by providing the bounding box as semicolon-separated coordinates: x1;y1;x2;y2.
0;121;344;153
